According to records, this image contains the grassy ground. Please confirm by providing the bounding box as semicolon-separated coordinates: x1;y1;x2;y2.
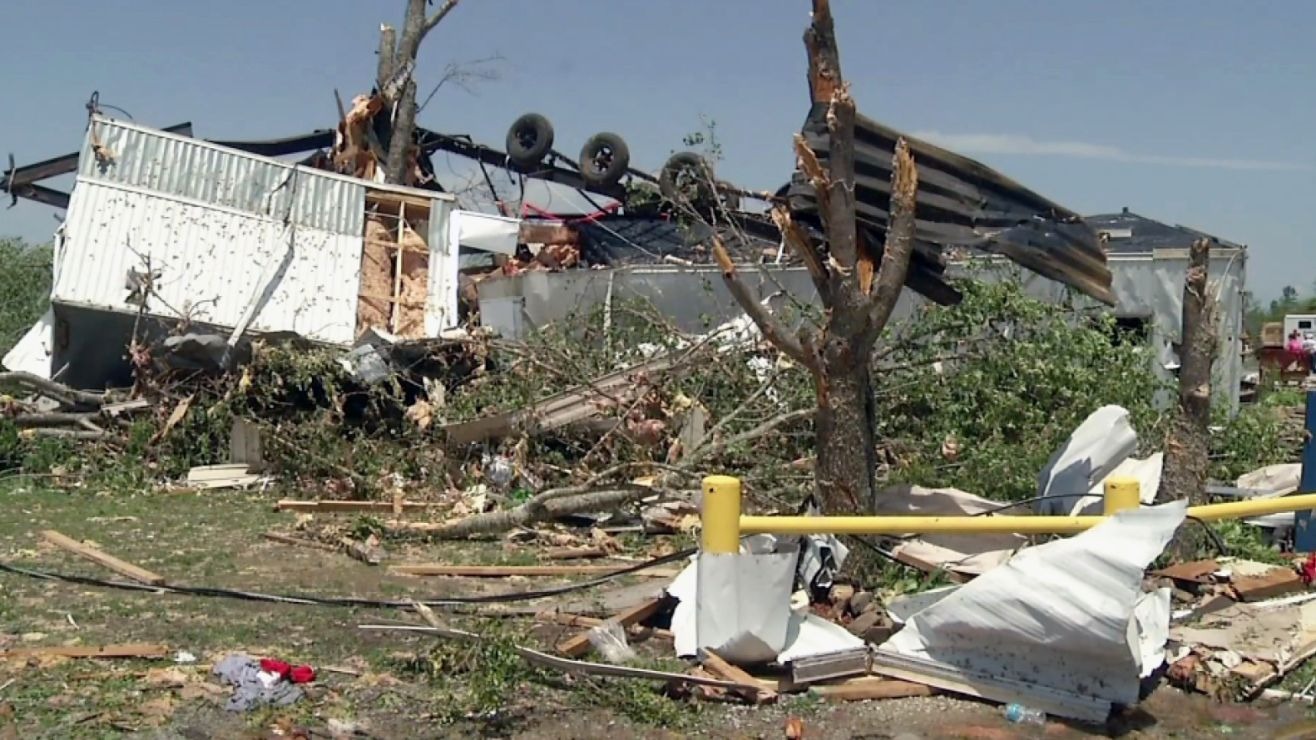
1;481;1314;739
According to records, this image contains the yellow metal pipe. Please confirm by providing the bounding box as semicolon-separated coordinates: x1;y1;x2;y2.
1104;477;1141;515
700;475;743;553
1188;493;1316;522
739;514;1103;536
735;493;1316;537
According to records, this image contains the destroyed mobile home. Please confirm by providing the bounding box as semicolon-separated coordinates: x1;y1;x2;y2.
0;0;1299;734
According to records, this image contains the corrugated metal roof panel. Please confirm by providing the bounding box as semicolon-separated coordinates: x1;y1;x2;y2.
787;103;1113;305
81;117;364;235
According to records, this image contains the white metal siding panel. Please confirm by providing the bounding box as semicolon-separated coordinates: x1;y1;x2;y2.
426;198;458;334
53;181;363;345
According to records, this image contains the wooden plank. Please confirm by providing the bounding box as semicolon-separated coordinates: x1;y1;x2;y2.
275;499;443;513
0;643;169;660
535;611;675;641
261;532;338;552
701;649;778;704
391;564;677;578
556;597;664;658
809;675;935;702
542;546;609;561
365;190;435;212
40;530;166;586
519;222;577;245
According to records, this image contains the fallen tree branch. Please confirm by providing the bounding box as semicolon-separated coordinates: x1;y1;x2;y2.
406;487;668;539
711;238;810;366
358;623;760;691
28;428;107;440
681;407;814;470
0;372;107;409
862;137;918;349
11;412;99;427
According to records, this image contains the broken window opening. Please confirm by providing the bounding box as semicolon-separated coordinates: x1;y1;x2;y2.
357;190;431;339
1110;315;1150;346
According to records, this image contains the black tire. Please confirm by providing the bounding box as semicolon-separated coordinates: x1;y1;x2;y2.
578;132;631;187
505;113;554;167
659;151;715;206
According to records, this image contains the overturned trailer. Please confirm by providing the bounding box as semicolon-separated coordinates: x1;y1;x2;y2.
3;116;520;388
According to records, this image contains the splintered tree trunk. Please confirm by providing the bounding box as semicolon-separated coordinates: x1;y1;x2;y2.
1159;238;1217;527
378;0;460;185
711;0;918;515
814;361;878;512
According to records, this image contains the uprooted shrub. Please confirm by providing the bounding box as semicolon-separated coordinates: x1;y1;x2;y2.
872;277;1172;501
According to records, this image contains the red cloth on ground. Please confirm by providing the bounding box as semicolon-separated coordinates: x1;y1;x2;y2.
289;665;316;684
258;658;291;679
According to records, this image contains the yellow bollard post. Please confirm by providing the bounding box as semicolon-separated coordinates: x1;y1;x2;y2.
700;475;742;554
1104;477;1141;515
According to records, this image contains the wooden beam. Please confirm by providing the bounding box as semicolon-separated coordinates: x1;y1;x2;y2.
261;532;338;552
391;564;676;578
519;222;577;245
542;546;609;561
39;530;166;586
701;648;778;704
809;676;935;702
556;597;665;658
275;499;443;513
0;643;169;661
536;610;675;641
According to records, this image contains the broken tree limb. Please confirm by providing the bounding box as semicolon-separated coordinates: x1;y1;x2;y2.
804;0;843;105
770;205;829;299
25;428;107;440
710;239;809;366
409;486;657;540
11;412;99;427
0;372;106;408
39;530;166;586
861;139;918;349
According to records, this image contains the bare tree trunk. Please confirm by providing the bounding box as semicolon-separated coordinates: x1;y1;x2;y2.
814;362;878;511
376;24;397;88
1159;238;1217;509
379;0;460;185
710;0;918;514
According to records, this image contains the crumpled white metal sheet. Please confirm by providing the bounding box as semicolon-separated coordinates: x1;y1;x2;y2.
878;501;1186;719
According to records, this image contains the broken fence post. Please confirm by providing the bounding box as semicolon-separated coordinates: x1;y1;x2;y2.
1103;476;1141;515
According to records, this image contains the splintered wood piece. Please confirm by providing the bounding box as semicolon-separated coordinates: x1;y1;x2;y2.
40;530;166;586
555;597;664;658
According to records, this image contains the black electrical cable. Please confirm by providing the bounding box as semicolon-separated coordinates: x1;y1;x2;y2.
0;546;696;610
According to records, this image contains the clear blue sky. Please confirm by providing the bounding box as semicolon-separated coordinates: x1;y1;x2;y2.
2;0;1311;300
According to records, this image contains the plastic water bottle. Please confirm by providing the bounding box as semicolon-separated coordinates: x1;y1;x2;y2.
1003;703;1046;725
